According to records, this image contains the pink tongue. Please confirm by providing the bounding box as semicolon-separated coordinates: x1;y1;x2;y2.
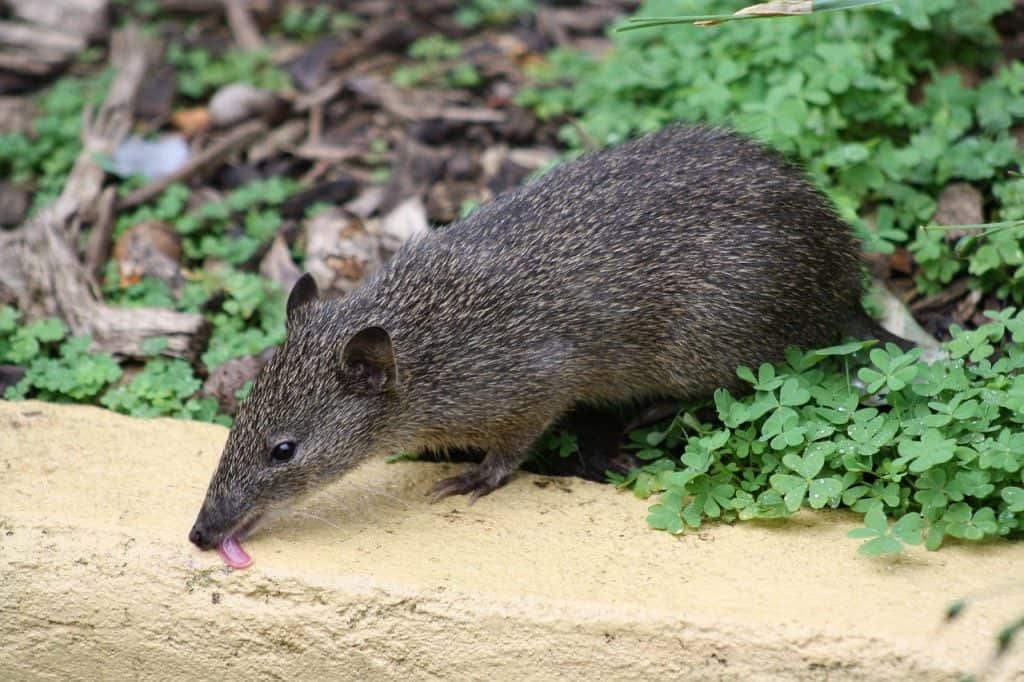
216;534;253;570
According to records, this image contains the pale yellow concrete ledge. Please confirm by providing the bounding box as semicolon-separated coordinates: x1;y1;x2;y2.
2;400;1023;681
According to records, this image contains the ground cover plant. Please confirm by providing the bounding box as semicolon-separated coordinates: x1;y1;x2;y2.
618;327;1024;553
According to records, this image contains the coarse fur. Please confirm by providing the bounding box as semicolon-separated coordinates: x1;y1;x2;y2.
190;124;893;549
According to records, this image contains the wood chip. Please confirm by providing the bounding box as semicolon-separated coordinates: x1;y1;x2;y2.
0;20;84;76
249;119;307;161
7;0;109;42
259;235;301;292
953;289;984;325
379;138;445;214
910;279;970;313
872;279;941;352
171;106;212;136
200;351;274;416
112;219;184;289
380;196;429;256
84;186;117;281
288;143;368;163
304;209;384;295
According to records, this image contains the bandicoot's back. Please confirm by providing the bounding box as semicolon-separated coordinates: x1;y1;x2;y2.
370;124;863;400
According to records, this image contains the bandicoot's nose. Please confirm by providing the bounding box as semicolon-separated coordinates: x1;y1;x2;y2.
189;521;213;550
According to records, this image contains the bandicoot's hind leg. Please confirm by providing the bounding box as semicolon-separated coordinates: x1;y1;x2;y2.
429;444;532;502
428;419;556;502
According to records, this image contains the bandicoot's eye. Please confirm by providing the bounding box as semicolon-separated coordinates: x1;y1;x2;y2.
270;441;297;463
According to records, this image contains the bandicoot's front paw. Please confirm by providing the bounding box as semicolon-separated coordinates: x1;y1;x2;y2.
428;468;507;503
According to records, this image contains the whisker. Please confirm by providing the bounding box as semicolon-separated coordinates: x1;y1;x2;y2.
289;509;344;531
323;483;412;510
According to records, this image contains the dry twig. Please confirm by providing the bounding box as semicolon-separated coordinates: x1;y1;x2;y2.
223;0;263;50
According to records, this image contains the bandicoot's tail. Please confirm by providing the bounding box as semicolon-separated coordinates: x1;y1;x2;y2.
845;308;914;351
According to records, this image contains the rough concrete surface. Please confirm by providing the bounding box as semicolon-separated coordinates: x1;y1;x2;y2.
1;400;1023;681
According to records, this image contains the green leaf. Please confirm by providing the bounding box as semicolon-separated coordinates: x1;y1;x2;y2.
0;306;19;334
858;536;903;556
779;378;811;407
863;506;889;535
925;523;947;551
808;477;843;509
736;366;757;385
647;503;684;534
891;513;924;545
1002;487;1024;512
857;367;886;393
809;340;873;358
783;482;808;512
896;429;957;473
139;337;169;356
803;450;825;479
868;348;891;372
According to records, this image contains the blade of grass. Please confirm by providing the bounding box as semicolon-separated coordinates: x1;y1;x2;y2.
618;0;893;30
922;219;1024;233
815;0;892;9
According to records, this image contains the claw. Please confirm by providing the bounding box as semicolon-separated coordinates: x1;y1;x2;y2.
428;468;505;503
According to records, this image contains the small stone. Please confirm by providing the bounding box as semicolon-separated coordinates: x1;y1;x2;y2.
208;84;282;128
112;135;190;180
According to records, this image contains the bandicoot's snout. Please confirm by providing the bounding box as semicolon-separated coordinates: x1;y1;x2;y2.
188;490;264;553
187;497;245;550
188;502;227;550
188;518;216;550
189;500;259;569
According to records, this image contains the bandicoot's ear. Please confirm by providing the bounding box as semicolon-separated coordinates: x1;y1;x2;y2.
287;273;319;319
340;326;398;393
